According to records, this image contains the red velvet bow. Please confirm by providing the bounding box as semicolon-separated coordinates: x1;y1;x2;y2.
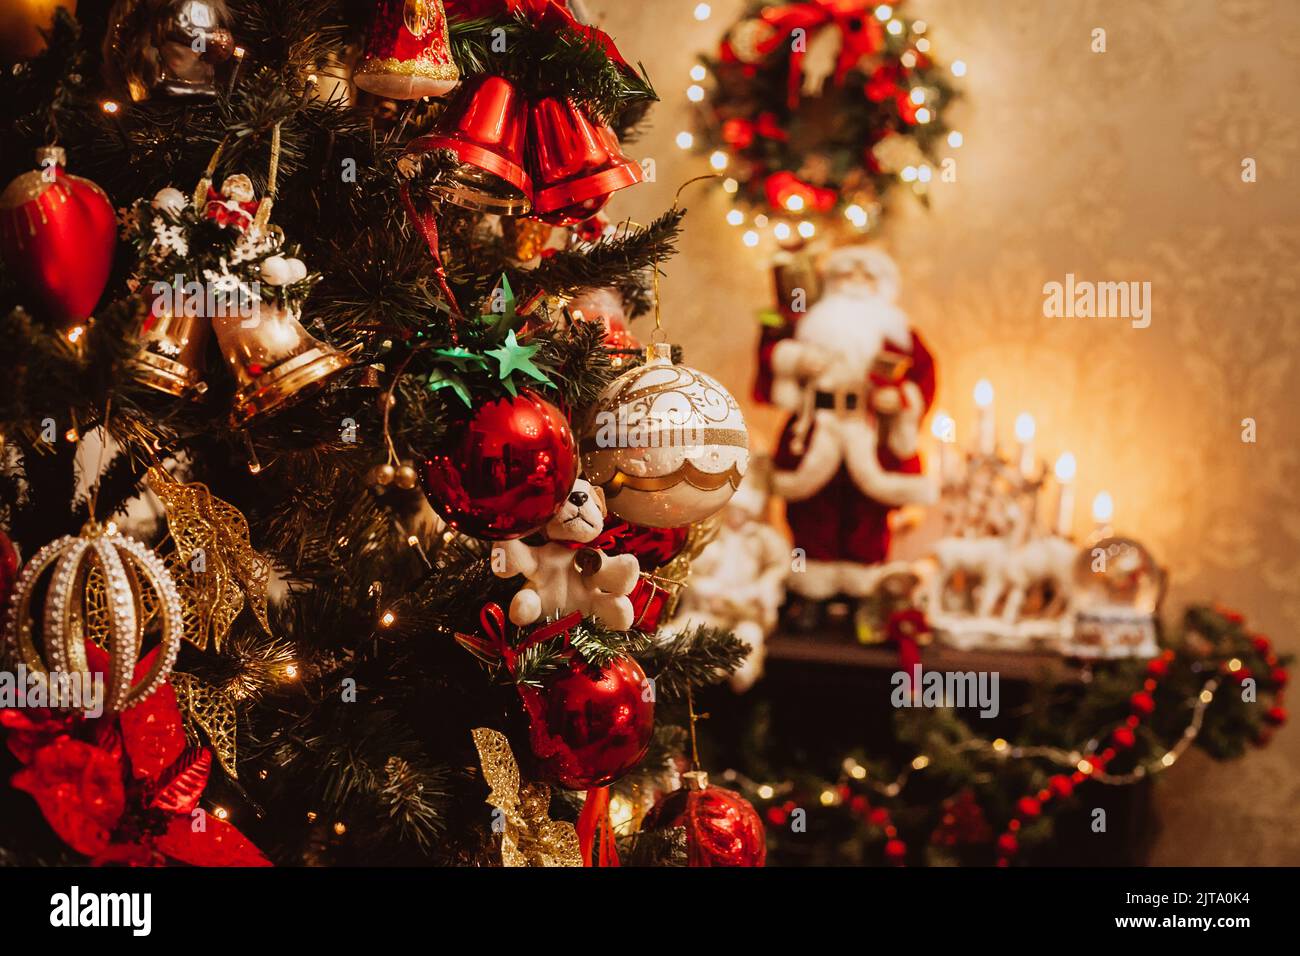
756;0;885;108
445;0;633;73
764;171;838;214
5;642;270;867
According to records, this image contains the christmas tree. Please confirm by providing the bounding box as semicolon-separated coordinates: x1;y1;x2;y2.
0;1;754;867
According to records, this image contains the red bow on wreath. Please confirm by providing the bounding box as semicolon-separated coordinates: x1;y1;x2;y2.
445;0;633;73
764;171;838;214
3;642;270;867
756;0;886;108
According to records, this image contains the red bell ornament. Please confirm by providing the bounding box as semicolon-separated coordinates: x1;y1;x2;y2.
642;770;767;867
528;98;643;226
354;0;460;100
419;390;577;540
520;654;655;790
0;147;116;331
406;74;532;215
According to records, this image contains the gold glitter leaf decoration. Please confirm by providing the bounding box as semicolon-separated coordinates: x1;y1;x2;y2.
471;727;581;868
172;671;239;780
147;466;272;652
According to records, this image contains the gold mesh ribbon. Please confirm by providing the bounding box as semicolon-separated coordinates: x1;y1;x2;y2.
471;728;581;868
147;466;272;652
172;671;239;780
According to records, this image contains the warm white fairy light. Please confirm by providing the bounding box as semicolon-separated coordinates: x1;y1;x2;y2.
754;213;769;226
686;84;704;102
722;177;739;193
742;230;760;247
901;51;916;68
952;59;967;77
785;194;805;212
913;20;927;33
915;107;932;123
726;209;744;226
690;64;706;82
675;131;694;149
1092;491;1114;523
709;150;728;171
948;130;964;148
874;4;892;20
693;2;711;20
900;165;917;182
1055;452;1077;483
887;18;903;35
773;221;792;241
798;220;815;238
845;203;868;227
909;87;926;105
917;164;933;182
915;37;930;53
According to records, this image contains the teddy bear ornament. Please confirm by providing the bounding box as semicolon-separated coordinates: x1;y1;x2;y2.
491;478;641;631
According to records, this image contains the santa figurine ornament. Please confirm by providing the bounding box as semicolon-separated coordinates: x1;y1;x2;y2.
759;244;936;624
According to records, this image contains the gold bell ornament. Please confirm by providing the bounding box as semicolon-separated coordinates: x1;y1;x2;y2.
5;522;184;715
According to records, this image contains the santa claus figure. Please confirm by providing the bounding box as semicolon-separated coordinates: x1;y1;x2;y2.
758;244;937;611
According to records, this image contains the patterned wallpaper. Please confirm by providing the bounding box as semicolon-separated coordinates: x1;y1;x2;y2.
590;0;1300;863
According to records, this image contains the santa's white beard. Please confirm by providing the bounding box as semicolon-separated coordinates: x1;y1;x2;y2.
795;291;912;385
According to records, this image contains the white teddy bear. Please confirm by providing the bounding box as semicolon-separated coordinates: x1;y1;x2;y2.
491;478;641;631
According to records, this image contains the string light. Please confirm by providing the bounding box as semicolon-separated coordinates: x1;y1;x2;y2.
675;131;694;149
64;427;79;443
757;784;775;799
915;107;932;123
213;806;230;820
284;663;299;679
709;150;728;170
887;18;903;35
952;59;968;77
722;177;739;194
690;64;706;82
101;100;120;115
874;4;892;19
66;325;85;343
380;610;396;627
916;164;933;183
948;130;964;148
900;165;917;182
909;87;926;105
785;194;805;212
911;755;930;770
742;230;760;247
726;209;744;226
333;821;347;835
797;220;815;238
915;37;931;53
773;221;791;241
693;2;712;20
1092;491;1114;523
845;204;868;228
686;84;704;102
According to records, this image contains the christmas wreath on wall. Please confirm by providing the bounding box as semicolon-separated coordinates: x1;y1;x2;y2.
694;0;960;234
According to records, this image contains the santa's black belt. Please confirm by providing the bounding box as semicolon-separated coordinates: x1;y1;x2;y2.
814;391;859;410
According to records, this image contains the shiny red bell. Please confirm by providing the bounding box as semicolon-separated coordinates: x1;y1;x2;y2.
528;98;643;226
406;74;532;215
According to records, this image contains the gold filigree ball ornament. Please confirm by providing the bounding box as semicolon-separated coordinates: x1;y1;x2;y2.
5;523;183;715
580;343;749;529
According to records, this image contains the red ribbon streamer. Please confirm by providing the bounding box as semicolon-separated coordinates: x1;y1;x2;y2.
398;181;464;338
755;0;884;109
576;784;620;867
445;0;633;73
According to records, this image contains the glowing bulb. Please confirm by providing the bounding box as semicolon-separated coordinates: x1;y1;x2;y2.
911;755;930;770
917;164;933;182
757;784;775;800
798;220;815;238
742;230;760;247
66;325;85;343
916;37;931;53
690;65;706;82
709;150;728;170
913;20;928;33
1054;452;1077;483
1092;491;1114;523
931;411;956;442
785;194;805;212
900;165;917;182
104;521;118;535
675;131;694;149
901;51;917;68
875;5;893;20
915;107;932;124
693;2;712;20
992;737;1009;752
213;806;230;820
234;46;246;59
952;59;967;77
754;214;769;226
407;534;419;547
380;610;396;627
686;84;705;102
773;222;792;241
101;100;120;115
333;821;347;835
845;203;868;227
722;177;739;194
1014;413;1035;442
973;379;994;408
1077;759;1094;775
726;209;744;226
64;428;79;443
887;19;903;35
948;130;964;148
909;87;926;105
819;789;837;806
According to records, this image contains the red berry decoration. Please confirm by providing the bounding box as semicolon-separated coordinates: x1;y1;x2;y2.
996;832;1019;857
1016;796;1042;818
1270;668;1289;688
642;771;766;867
884;838;907;865
419;390;577;540
518;654;654;790
1130;691;1156;716
1146;658;1168;678
1112;727;1136;750
1265;706;1287;727
0;147;116;330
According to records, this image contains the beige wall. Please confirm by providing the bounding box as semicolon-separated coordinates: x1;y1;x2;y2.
592;0;1300;864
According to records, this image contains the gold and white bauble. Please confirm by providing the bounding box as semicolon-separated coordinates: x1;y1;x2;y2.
580;343;749;529
5;524;183;714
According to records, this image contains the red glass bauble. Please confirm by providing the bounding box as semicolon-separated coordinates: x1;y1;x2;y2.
601;519;690;573
520;655;654;790
419;390;577;540
0;528;18;610
0;150;116;329
642;772;766;867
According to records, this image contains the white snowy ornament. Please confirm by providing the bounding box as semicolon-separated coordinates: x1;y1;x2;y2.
152;186;187;214
580;343;749;529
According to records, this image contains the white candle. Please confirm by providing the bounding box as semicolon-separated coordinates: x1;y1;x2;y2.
1014;413;1036;479
1091;490;1114;535
931;411;957;485
973;380;995;456
1054;452;1077;537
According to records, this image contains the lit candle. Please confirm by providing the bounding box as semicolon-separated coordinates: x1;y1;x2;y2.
1054;452;1077;537
1091;490;1114;536
973;379;995;456
931;411;957;484
1014;412;1035;478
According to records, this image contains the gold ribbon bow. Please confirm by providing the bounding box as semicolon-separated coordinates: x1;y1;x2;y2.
471;727;581;867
